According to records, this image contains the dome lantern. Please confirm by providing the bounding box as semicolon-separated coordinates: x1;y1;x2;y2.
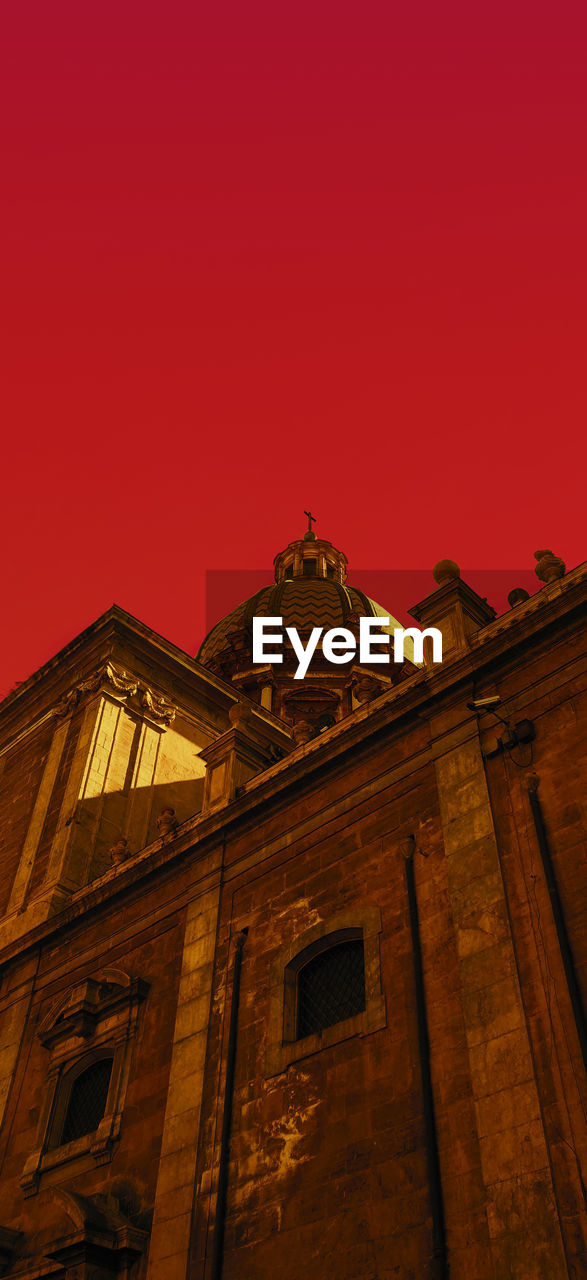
274;536;348;586
273;511;348;584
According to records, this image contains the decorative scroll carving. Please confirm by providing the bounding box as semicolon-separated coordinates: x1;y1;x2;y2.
53;664;176;726
140;687;176;725
37;970;148;1050
53;663;138;718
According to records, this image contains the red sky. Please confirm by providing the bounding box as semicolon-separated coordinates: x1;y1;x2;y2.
2;1;586;696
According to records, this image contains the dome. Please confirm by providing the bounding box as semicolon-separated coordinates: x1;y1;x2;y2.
197;527;413;738
198;576;397;667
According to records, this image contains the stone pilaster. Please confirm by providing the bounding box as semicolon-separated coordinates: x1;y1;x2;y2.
147;880;221;1280
200;704;286;811
0;956;37;1135
410;562;495;662
6;717;70;915
39;694;125;905
432;711;568;1277
121;719;165;851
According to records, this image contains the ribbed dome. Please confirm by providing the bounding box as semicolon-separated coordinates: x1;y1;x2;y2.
197;577;394;669
196;528;412;736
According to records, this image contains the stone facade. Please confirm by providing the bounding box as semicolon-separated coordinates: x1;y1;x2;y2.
0;547;585;1279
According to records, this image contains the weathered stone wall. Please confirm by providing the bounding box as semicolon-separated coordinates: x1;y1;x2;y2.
0;587;584;1279
0;857;191;1253
484;617;587;1274
189;721;496;1279
183;628;585;1280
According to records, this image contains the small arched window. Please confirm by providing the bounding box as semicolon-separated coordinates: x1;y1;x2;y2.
266;909;386;1075
296;936;366;1039
60;1057;113;1146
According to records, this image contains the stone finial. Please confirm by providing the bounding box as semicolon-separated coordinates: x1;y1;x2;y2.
507;587;530;608
109;837;130;866
228;702;253;728
534;549;565;584
432;559;461;586
352;674;384;705
292;720;314;746
157;806;178;837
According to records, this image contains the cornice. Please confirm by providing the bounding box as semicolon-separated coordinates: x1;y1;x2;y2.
0;605;288;750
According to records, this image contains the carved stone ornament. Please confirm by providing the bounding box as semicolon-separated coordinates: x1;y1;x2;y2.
292;719;314;746
53;664;176;726
21;970;149;1196
508;587;530;608
157;806;179;837
36;969;149;1050
53;663;139;718
352;673;385;705
228;702;253;728
140;686;176;725
109;836;130;865
432;558;461;585
534;549;566;584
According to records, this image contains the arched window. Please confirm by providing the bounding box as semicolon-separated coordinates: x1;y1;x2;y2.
297;937;366;1039
266;908;386;1076
60;1057;113;1146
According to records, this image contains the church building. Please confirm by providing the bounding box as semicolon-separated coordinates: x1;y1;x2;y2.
0;529;585;1279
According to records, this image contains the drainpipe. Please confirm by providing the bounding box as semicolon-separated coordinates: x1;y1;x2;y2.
403;840;449;1279
210;927;248;1280
525;773;587;1071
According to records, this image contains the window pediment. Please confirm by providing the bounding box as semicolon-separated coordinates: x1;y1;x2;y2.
37;968;149;1050
22;968;149;1196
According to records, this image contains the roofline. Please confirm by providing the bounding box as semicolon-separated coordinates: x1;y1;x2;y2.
0;603;286;739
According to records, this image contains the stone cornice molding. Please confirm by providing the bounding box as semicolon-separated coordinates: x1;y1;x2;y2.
0;605;288;749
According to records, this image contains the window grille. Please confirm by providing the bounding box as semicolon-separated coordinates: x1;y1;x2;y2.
60;1057;113;1145
297;938;365;1039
